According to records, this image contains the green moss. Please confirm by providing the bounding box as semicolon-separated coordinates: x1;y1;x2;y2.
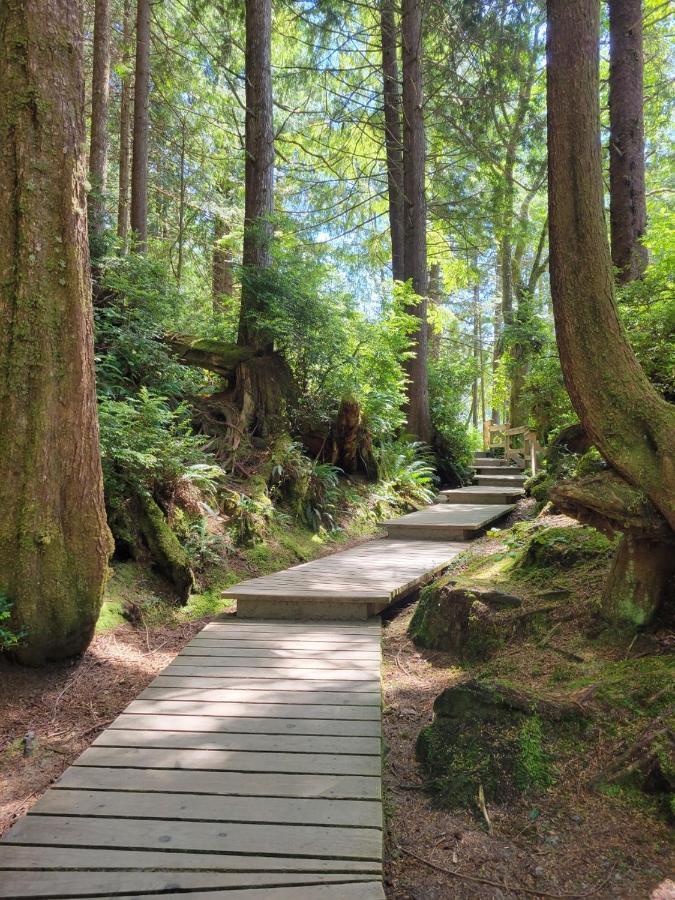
515;716;554;791
96;599;126;632
516;525;613;572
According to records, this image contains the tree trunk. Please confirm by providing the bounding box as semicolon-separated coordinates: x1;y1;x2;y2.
491;253;503;425
117;0;133;250
130;0;150;250
88;0;111;251
472;282;480;429
609;0;648;283
546;0;675;532
238;0;274;350
401;0;432;443
212;215;234;311
380;0;405;282
601;534;674;626
175;118;186;286
0;0;113;665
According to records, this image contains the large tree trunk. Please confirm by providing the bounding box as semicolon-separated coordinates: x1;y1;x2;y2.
238;0;274;350
0;0;113;665
117;0;133;249
234;0;291;439
609;0;648;283
546;0;675;621
380;0;405;283
401;0;432;443
88;0;112;251
130;0;150;250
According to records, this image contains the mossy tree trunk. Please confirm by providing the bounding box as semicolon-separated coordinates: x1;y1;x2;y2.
546;0;675;623
602;535;674;626
546;0;675;528
0;0;113;665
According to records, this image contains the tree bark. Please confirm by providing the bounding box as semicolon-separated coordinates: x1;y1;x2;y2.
401;0;432;443
428;262;441;361
212;215;234;311
238;0;274;350
130;0;150;250
609;0;648;283
88;0;112;249
601;534;674;626
0;0;113;665
546;0;675;532
380;0;405;282
234;0;292;439
117;0;133;249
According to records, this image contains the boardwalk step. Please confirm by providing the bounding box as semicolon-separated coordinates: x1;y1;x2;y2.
437;486;524;505
226;539;462;620
473;464;521;475
384;503;515;540
475;474;526;487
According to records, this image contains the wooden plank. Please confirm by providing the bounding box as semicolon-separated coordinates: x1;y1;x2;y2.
161;664;379;681
138;686;381;706
188;638;380;651
203;622;381;634
0;845;381;873
6;816;383;861
0;871;380;899
169;655;381;671
124;699;380;720
74;882;386;900
150;675;380;692
180;646;381;659
32;789;383;828
94;729;380;756
55;766;382;799
74;746;380;776
108;714;381;737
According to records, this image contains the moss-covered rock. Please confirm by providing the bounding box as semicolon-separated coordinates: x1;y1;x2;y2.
409;582;521;659
417;679;560;810
516;525;612;571
524;470;556;506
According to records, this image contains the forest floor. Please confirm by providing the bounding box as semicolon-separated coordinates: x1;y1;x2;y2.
381;508;674;900
2;503;672;900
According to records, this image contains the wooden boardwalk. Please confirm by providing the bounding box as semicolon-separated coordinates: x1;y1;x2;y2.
1;620;385;899
1;451;520;898
230;538;465;619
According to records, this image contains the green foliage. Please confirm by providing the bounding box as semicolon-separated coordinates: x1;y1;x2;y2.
372;439;437;508
0;592;23;652
269;439;341;531
618;212;675;401
99;389;222;504
95;254;207;401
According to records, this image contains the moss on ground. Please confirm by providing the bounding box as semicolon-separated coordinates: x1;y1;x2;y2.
414;516;673;825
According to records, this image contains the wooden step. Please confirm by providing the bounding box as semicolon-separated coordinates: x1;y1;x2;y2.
226;539;463;620
474;474;526;487
437;486;524;505
473;464;520;475
383;503;515;541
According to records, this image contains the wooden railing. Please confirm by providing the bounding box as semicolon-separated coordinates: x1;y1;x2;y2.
482;422;543;475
